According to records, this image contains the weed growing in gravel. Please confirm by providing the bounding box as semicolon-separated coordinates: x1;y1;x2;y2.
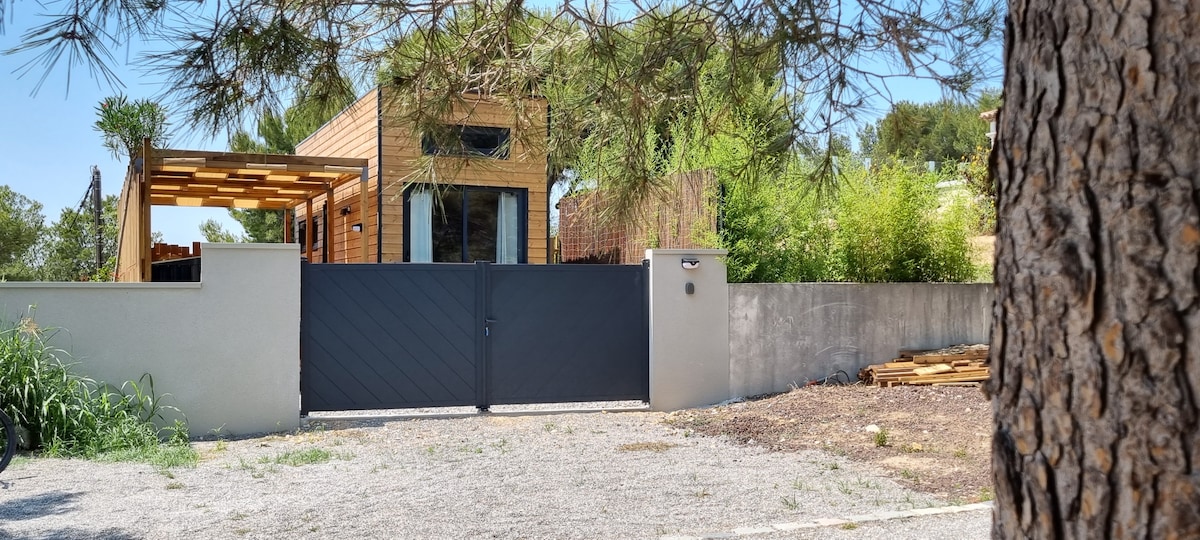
873;427;890;447
792;479;812;492
617;441;678;453
978;487;994;502
826;461;840;471
953;448;968;459
490;438;511;454
260;448;350;466
821;442;847;456
780;494;800;510
900;469;919;482
840;523;859;530
855;478;880;490
103;443;198;471
165;481;184;490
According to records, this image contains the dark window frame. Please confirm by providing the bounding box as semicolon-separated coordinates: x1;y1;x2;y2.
402;184;528;263
421;125;512;159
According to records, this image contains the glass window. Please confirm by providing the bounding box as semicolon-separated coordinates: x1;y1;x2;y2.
406;186;525;263
422;126;511;159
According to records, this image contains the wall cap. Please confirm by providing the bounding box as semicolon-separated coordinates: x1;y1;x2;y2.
201;243;300;252
0;282;202;290
646;249;728;256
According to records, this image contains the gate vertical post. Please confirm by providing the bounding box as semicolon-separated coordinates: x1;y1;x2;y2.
299;260;309;416
474;261;492;411
646;249;730;411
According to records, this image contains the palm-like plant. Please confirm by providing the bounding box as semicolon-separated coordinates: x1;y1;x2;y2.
94;96;170;162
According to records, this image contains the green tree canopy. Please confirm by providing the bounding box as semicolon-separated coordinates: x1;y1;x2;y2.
198;219;242;243
38;195;118;281
6;1;1000;206
859;91;1001;167
224;81;358;242
0;185;45;280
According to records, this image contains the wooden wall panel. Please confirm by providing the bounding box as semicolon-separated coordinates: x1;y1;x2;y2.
300;90;551;264
377;91;550;263
115;166;145;281
294;91;380;262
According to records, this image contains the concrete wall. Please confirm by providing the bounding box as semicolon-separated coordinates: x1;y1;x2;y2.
729;283;993;398
0;244;301;437
646;249;730;411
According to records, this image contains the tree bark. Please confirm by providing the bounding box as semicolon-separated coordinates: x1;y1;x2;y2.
992;1;1200;538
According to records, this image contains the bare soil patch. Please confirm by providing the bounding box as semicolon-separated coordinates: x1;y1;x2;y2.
667;384;993;504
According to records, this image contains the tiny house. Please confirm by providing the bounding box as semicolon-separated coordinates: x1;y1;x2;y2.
292;89;550;264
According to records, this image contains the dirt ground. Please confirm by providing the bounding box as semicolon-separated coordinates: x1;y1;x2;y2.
667;384;993;504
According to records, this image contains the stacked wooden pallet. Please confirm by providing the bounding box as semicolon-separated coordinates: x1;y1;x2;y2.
859;344;990;387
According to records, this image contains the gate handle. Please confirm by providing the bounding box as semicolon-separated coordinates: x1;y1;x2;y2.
485;318;497;336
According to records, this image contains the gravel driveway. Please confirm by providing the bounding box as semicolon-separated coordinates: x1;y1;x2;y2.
0;409;989;539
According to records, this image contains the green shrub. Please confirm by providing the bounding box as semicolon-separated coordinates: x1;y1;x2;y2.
832;162;978;283
0;309;190;459
717;159;982;283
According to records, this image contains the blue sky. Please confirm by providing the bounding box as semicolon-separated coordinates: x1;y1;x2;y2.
1;6;1000;246
0;20;239;245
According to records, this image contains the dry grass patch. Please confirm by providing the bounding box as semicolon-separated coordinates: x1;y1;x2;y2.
617;441;678;453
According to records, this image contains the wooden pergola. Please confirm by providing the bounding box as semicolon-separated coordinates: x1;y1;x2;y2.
116;139;370;282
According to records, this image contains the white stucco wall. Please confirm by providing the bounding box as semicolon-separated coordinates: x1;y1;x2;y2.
646;249;730;411
0;244;301;437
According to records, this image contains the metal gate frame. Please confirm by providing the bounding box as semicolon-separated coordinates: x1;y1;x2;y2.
301;261;649;413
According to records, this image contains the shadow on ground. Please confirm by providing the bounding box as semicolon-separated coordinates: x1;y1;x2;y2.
0;490;81;521
0;526;139;540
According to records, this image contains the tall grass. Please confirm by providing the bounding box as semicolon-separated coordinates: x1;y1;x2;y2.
0;309;191;461
719;159;984;283
833;162;978;283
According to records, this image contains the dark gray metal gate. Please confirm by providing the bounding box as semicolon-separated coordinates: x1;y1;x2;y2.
300;262;648;413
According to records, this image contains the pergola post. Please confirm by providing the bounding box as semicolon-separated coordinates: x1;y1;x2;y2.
282;209;290;243
305;199;314;262
141;137;153;282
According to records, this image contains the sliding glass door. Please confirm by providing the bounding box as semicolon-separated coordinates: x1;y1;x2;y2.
405;186;526;263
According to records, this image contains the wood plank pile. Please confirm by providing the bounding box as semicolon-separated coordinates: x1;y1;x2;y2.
859;344;990;387
152;242;203;262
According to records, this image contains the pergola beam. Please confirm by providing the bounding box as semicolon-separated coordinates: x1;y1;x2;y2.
120;142;369;281
153;150;367;169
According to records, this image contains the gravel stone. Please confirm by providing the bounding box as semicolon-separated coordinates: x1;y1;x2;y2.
0;410;962;539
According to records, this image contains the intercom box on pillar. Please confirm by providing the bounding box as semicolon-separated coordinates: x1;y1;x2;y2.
646;249;731;411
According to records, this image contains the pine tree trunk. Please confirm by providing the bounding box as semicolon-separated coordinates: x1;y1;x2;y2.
992;1;1200;538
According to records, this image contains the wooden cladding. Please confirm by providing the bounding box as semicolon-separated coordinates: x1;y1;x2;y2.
295;89;550;264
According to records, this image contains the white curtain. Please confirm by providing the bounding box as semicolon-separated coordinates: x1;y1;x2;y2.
410;189;433;262
496;192;519;264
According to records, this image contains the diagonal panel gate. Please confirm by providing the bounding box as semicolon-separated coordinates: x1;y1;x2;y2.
300;262;648;413
487;265;649;405
301;264;480;412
